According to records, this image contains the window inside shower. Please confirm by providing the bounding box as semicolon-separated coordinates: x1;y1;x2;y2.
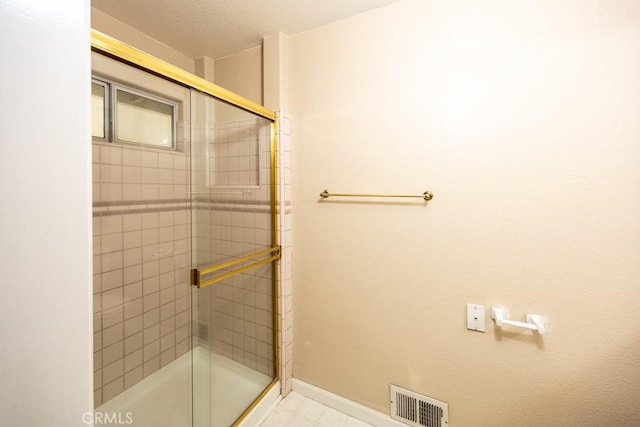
91;77;177;149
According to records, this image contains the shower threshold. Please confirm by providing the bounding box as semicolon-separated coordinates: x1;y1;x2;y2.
96;347;272;427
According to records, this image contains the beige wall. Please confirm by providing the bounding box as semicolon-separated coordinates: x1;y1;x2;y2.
214;46;264;106
92;7;195;73
288;0;640;425
92;7;264;111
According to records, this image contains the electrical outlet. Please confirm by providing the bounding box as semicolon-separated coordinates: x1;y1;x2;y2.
466;303;486;332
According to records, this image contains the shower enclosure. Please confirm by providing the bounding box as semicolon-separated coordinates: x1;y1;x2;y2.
91;31;280;426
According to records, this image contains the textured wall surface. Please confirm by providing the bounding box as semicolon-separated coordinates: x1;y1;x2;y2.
288;1;640;425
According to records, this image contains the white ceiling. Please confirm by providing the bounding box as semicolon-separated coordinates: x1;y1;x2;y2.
92;0;402;59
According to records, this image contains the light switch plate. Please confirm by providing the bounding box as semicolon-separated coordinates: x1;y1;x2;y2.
466;304;485;332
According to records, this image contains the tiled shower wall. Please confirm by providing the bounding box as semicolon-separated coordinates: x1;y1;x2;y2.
277;112;293;395
93;103;289;405
193;117;276;376
92;124;192;406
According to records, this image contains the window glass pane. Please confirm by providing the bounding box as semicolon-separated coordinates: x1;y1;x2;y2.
115;89;175;149
92;83;106;139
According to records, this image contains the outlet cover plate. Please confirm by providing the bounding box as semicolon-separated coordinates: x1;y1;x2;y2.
467;303;486;332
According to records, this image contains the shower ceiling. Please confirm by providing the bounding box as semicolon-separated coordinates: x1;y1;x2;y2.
92;0;403;59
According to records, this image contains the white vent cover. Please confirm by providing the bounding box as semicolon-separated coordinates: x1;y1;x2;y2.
390;385;449;427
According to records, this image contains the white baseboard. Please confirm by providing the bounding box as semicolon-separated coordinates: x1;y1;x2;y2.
239;381;282;427
292;379;407;427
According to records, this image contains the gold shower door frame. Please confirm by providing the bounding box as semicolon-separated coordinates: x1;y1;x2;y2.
90;30;281;426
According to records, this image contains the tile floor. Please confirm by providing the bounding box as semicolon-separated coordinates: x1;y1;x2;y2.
260;392;373;426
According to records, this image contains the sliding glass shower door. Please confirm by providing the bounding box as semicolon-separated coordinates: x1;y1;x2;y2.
190;89;278;427
91;30;280;427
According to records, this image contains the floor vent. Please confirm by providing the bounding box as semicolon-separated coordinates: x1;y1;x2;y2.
390;385;449;427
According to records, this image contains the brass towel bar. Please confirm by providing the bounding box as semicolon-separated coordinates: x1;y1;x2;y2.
190;246;281;289
320;189;433;201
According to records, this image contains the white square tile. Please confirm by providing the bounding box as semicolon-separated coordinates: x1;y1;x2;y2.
277;392;305;412
297;397;327;420
260;393;373;427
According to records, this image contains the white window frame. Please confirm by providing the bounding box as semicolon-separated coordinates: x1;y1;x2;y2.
92;76;178;151
91;79;109;142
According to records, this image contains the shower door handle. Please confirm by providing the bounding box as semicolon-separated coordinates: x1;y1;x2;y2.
190;245;281;289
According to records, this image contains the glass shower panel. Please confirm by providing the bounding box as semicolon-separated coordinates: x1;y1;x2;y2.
91;50;194;427
190;89;276;427
92;44;278;427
